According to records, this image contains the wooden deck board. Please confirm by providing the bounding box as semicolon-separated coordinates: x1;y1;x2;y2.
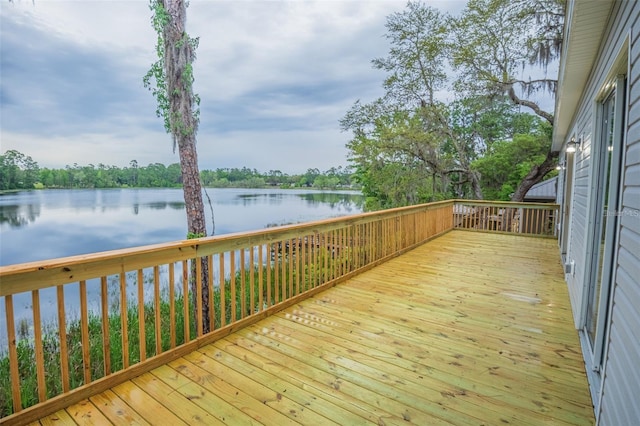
38;409;75;426
150;364;260;425
89;390;151;426
63;399;112;426
32;230;594;425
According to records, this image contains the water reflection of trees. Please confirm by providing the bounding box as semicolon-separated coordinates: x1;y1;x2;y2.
236;193;285;207
297;193;365;211
143;201;186;211
235;192;364;210
0;204;41;228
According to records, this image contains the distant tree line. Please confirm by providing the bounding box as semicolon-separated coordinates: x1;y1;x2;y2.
0;150;357;191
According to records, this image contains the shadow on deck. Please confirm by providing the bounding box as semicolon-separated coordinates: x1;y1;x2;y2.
32;230;593;425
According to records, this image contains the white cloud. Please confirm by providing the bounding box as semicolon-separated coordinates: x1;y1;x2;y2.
1;0;470;173
200;127;352;173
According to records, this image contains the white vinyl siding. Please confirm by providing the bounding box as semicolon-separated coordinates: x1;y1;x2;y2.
599;3;640;424
560;1;640;424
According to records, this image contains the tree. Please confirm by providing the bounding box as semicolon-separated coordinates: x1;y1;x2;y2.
144;0;212;333
450;0;564;200
344;107;454;209
128;160;139;186
341;2;486;205
0;150;40;190
372;2;447;106
473;120;554;200
341;0;564;206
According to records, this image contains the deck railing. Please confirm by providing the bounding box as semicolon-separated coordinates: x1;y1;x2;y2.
453;200;559;237
0;200;454;423
0;199;559;423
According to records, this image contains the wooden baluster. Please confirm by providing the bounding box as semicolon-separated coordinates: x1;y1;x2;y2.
337;228;342;275
396;216;400;251
258;246;264;311
470;205;475;229
266;245;272;307
120;271;129;369
380;220;385;258
537;209;543;234
240;249;246;318
282;240;288;300
295;239;301;295
453;205;458;228
329;231;335;281
289;238;295;296
391;218;396;252
298;237;309;292
208;256;215;330
375;222;380;261
345;227;351;274
337;228;343;277
4;295;21;413
169;263;176;348
463;206;468;228
339;228;344;276
182;260;190;341
100;277;110;376
219;253;226;327
249;247;255;315
302;236;307;289
274;243;280;302
372;222;376;260
347;226;352;272
313;234;319;288
363;223;368;265
154;266;162;352
230;251;236;323
386;218;390;256
32;289;46;402
380;221;385;258
196;258;203;336
354;226;358;270
57;286;70;391
137;269;146;362
323;232;329;284
357;224;363;269
79;280;91;384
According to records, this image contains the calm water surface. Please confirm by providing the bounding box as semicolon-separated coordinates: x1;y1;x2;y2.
0;188;364;265
0;188;364;346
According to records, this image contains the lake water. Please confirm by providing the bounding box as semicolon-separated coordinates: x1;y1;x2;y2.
0;188;364;266
0;188;364;347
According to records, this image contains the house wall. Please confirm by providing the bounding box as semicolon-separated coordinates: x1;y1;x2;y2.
561;1;640;424
600;4;640;425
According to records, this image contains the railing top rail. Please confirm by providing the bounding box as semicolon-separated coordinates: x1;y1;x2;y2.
452;199;560;209
0;200;454;296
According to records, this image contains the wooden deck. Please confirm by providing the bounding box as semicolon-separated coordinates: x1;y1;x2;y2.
31;231;594;425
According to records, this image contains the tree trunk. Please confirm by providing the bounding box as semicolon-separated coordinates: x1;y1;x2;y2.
470;170;483;200
510;149;559;202
163;0;211;333
177;136;211;333
177;136;206;235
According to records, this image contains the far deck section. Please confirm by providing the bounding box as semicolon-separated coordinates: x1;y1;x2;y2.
34;231;594;425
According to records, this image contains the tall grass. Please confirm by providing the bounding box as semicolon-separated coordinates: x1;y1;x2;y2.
0;247;347;418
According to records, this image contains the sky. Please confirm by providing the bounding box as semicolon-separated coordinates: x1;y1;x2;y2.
1;0;470;174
